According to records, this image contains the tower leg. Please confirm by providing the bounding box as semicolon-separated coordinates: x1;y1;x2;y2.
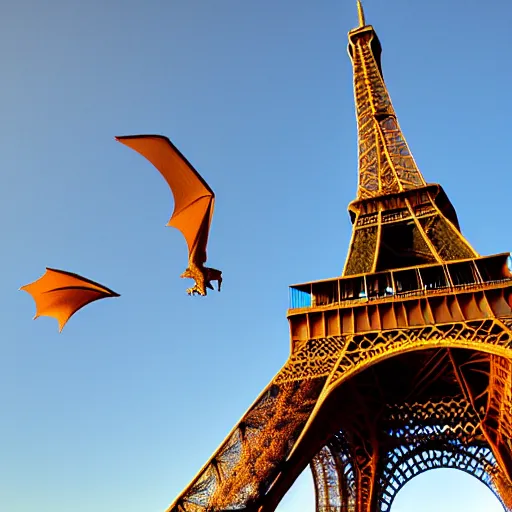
483;355;512;497
449;350;512;485
350;434;379;512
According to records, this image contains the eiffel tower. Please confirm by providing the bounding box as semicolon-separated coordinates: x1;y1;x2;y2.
166;3;512;512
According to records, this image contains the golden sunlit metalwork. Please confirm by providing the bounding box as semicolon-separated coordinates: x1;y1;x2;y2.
357;0;366;27
165;3;512;512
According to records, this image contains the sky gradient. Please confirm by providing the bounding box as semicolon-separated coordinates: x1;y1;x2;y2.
1;1;511;511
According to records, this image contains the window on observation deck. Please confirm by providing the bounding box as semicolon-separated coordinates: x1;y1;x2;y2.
393;269;421;293
289;285;311;309
419;265;449;290
448;261;480;287
476;254;512;283
366;272;394;298
340;277;366;300
312;281;339;307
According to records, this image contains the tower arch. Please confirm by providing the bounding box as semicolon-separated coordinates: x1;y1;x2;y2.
377;443;502;511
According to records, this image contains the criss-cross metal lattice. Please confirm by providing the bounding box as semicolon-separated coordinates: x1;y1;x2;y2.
311;414;504;512
380;396;502;510
164;4;512;512
379;442;498;510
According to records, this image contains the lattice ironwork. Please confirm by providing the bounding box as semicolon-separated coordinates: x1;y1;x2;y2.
164;4;512;512
378;442;500;511
172;378;326;512
378;396;502;510
313;395;508;511
312;445;348;512
327;319;512;389
385;396;481;444
275;318;512;386
349;28;425;199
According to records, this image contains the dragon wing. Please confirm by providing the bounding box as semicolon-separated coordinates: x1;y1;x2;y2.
20;268;120;332
115;135;215;265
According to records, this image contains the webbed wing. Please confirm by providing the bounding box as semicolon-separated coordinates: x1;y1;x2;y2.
115;135;215;265
20;268;120;332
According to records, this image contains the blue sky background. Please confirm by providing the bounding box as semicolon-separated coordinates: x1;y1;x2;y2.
1;0;510;511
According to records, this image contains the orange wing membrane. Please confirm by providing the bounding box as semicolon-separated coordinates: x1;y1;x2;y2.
20;268;120;332
116;134;222;296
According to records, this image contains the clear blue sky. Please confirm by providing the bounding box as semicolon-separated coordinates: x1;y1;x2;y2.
1;1;510;511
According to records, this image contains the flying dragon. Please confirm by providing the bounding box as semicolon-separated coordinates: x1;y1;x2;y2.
20;268;120;332
115;134;222;296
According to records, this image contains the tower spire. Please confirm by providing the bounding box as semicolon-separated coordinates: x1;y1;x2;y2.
356;0;366;27
343;17;478;275
348;19;426;200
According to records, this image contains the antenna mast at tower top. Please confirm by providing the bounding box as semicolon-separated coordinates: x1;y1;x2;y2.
356;0;366;27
